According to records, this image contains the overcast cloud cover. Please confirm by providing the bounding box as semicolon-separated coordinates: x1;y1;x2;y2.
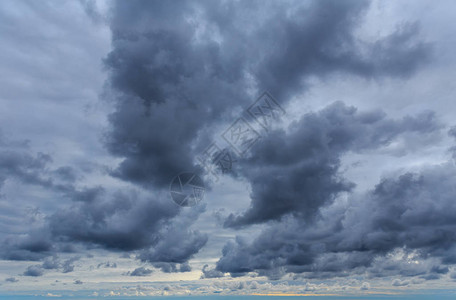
1;0;456;298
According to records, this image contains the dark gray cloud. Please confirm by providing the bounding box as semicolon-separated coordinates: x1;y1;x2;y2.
151;262;192;273
137;205;207;268
392;279;410;287
201;264;224;279
1;228;53;261
42;256;60;270
93;0;433;279
97;261;117;268
5;277;18;283
1;179;206;272
0;133;53;190
23;265;44;277
130;267;153;277
225;102;441;228
47;190;206;267
0;132;206;268
103;0;430;191
48;190;170;251
52;167;79;183
19;255;81;278
48;189;207;261
62;256;80;273
216;160;456;279
179;262;192;272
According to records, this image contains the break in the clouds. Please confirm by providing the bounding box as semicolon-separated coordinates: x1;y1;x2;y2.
1;0;456;297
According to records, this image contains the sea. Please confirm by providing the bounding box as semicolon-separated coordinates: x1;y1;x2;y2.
1;295;456;300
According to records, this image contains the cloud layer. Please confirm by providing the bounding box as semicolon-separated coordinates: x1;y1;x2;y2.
1;0;455;292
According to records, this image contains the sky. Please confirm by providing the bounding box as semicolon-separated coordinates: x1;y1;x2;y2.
1;0;456;298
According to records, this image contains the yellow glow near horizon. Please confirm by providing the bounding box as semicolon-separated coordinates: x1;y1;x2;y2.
251;293;339;296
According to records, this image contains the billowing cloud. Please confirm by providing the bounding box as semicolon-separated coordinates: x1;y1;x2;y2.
2;188;208;269
216;158;456;279
0;135;207;270
23;265;44;277
130;267;153;277
201;264;225;279
225;103;441;228
103;0;430;190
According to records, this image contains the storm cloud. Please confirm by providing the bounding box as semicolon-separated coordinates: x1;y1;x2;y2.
0;135;207;271
224;103;441;227
215;100;452;280
103;0;430;190
216;158;456;279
